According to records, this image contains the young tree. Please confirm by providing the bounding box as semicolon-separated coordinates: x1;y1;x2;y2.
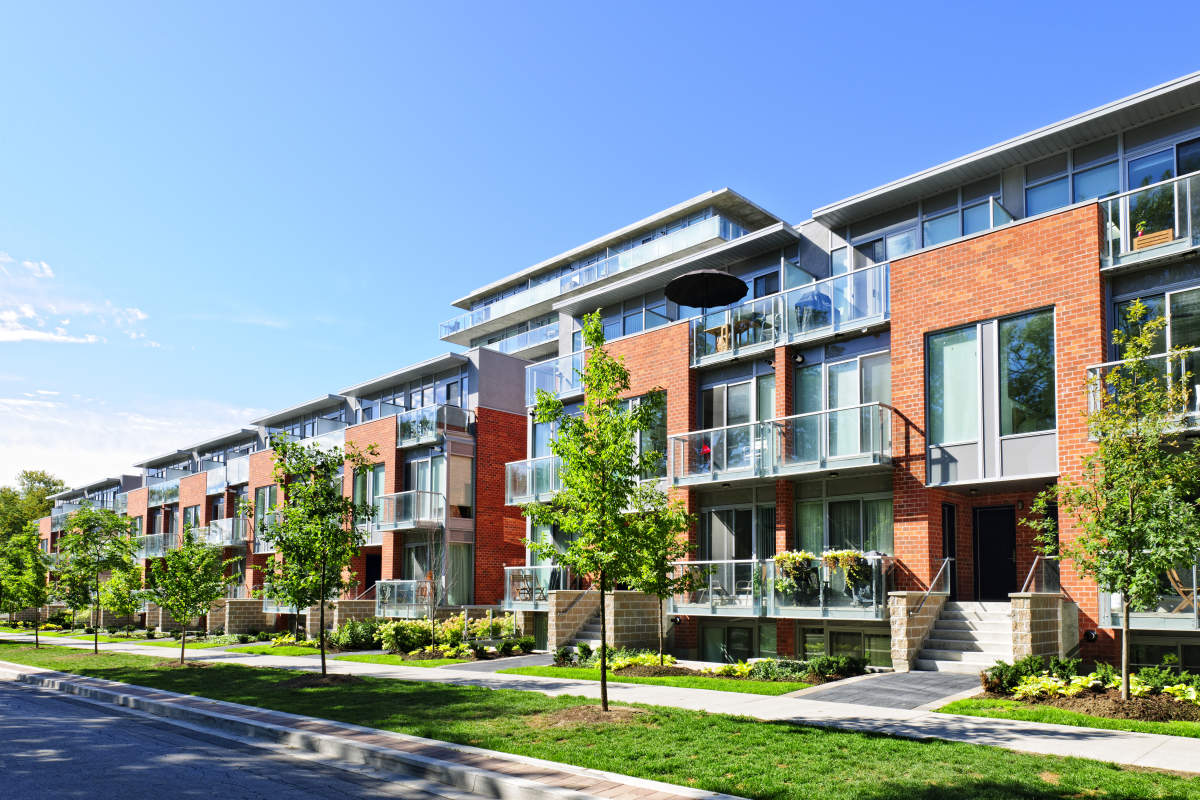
625;483;701;665
149;526;241;664
100;566;143;635
523;312;665;711
1029;301;1200;699
0;524;51;647
242;437;378;677
56;505;137;654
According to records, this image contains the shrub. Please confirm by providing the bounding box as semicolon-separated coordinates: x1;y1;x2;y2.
553;646;574;666
106;625;120;635
211;627;225;636
515;635;536;654
807;654;868;679
576;642;593;662
84;627;96;635
470;642;488;660
1137;666;1179;694
1049;657;1081;679
236;634;251;644
498;639;515;657
611;652;677;671
702;660;753;678
145;628;156;639
327;619;386;651
749;658;810;681
981;654;1045;693
256;631;272;642
169;628;182;640
123;625;136;636
47;611;70;627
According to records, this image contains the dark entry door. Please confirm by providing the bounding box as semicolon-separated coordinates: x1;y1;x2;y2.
364;553;382;595
974;506;1017;602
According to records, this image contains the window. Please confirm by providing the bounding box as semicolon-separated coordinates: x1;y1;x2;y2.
1025;154;1070;216
211;496;224;521
998;310;1056;436
920;178;1005;247
1025;138;1119;217
182;505;201;533
623;395;668;479
794;350;891;458
354;464;387;522
928;327;978;444
254;485;278;526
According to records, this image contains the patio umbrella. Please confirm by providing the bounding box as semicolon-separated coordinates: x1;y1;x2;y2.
664;269;748;309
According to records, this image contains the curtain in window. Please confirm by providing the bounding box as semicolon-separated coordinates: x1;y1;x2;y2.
756;506;776;559
797;501;824;553
928;327;978;444
863;498;894;554
828;500;861;551
447;543;473;606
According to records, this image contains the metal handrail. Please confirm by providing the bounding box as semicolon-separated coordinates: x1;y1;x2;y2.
1020;554;1060;593
1106;167;1200;204
908;558;954;617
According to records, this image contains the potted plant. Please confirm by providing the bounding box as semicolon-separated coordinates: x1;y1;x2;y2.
773;550;818;605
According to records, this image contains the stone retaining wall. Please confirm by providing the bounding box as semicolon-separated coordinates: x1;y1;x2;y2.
1010;592;1062;660
605;591;663;650
546;589;599;647
888;590;947;672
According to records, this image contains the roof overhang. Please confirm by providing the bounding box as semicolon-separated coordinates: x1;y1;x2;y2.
553;222;802;319
249;394;344;427
132;450;192;469
48;476;124;500
339;353;470;397
813;71;1200;228
450;189;788;310
185;428;260;453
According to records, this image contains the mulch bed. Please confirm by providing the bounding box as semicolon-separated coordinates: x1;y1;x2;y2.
528;704;647;729
604;663;847;684
978;689;1200;723
278;673;365;689
152;660;213;669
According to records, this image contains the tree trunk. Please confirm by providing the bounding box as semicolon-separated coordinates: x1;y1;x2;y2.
598;569;608;712
93;573;100;655
658;596;664;666
1121;598;1131;701
319;583;327;677
181;627;187;666
34;607;39;649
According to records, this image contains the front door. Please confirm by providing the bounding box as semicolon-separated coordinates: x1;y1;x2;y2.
974;506;1017;602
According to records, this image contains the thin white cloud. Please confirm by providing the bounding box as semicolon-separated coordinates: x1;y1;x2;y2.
35;390;59;395
22;260;54;279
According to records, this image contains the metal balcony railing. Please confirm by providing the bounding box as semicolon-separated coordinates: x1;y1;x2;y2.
525;352;584;406
481;321;559;356
206;518;249;547
375;491;445;531
504;455;562;505
133;533;179;559
1086;348;1200;431
375;579;438;618
502;565;575;610
1099;562;1199;630
396;405;473;447
1100;170;1200;269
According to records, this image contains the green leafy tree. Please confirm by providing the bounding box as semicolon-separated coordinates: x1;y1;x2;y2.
56;505;137;654
1029;301;1200;699
99;565;143;634
0;523;51;645
523;312;665;711
0;470;67;544
625;484;701;665
149;526;241;664
241;437;378;676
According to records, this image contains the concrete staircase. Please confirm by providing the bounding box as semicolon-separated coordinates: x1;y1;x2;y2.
915;601;1012;674
565;608;604;650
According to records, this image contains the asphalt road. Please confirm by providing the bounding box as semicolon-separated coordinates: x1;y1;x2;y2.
0;681;465;800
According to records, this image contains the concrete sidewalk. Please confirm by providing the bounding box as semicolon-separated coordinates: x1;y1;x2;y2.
3;630;1198;772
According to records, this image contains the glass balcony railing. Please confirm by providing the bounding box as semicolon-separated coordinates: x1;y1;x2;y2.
1086;348;1200;430
206;518;249;547
251;512;279;554
226;455;250;485
397;405;473;447
375;579;438;618
262;598;301;614
133;533;179;559
375;491;444;531
50;504;81;532
1099;562;1199;630
206;465;228;495
525;352;584;406
481;321;559;355
148;479;180;508
504;455;562;505
440;215;749;340
764;555;894;620
308;427;346;452
763;403;895;477
672;560;764;617
690;263;890;365
115;492;129;515
502;565;575;610
1100;170;1200;269
668;423;764;485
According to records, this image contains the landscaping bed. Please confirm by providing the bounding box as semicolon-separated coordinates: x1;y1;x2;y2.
0;641;1194;799
335;654;470;668
500;666;811;696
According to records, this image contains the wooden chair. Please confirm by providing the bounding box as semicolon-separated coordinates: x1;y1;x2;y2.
1166;569;1197;614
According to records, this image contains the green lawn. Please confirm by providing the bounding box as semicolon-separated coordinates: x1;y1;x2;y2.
334;654;469;668
226;645;321;656
137;639;241;650
941;697;1200;739
0;643;1194;800
498;666;811;696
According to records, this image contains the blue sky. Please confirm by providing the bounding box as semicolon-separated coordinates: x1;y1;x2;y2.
3;1;1199;487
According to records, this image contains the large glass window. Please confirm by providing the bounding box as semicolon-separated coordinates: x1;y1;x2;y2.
998;310;1056;436
1114;295;1167;356
928;327;978;444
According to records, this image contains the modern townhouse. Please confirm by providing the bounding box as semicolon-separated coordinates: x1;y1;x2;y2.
32;72;1200;671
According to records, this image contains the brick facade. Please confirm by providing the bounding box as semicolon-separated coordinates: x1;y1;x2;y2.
473;405;528;604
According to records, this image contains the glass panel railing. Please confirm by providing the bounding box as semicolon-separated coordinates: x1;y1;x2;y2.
50;503;81;532
206;465;228;495
482;321;559;355
226;455;250;486
440;215;748;339
671;560;763;616
504;455;562;505
148;479;180;508
1086;349;1200;429
764;403;894;476
525;352;584;406
308;428;346;452
1020;555;1061;594
262;598;300;614
206;518;249;547
667;423;765;484
115;492;129;515
133;533;179;560
1099;562;1199;630
376;491;445;530
375;579;439;618
252;512;278;554
1100;170;1200;267
764;554;893;620
397;405;473;447
502;565;575;610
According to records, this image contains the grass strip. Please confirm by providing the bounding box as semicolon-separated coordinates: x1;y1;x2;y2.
225;645;321;656
499;666;811;696
334;654;469;668
0;642;1195;800
940;697;1200;739
135;639;241;650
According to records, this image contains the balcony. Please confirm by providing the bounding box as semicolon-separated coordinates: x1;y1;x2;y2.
672;560;763;617
375;491;444;530
115;493;129;515
525;352;583;406
251;512;279;554
147;479;180;508
49;504;81;532
262;598;300;614
205;518;249;547
375;579;438;618
667;404;895;486
227;455;250;485
1086;348;1200;430
308;425;346;453
133;533;179;559
690;262;890;366
763;555;894;620
1100;170;1200;270
481;321;559;357
502;565;576;611
1100;563;1198;630
440;215;749;342
397;404;473;448
504;455;562;505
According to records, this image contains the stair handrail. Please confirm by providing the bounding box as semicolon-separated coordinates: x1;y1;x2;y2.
1020;554;1060;594
908;558;954;617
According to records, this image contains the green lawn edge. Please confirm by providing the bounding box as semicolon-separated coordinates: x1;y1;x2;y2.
0;642;1195;800
940;697;1200;739
498;666;812;696
334;654;469;668
226;644;321;656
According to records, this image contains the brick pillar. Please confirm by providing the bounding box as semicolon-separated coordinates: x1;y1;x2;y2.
776;619;795;659
775;480;793;554
773;344;793;418
381;531;404;580
345;551;368;596
245;553;268;589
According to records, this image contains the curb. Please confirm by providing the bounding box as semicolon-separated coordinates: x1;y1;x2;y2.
0;661;743;800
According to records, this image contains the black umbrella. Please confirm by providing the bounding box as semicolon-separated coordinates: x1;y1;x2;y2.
664;269;748;309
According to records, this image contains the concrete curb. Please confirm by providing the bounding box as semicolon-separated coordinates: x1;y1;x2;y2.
0;661;743;800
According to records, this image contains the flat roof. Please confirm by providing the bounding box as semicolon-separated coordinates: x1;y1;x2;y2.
813;71;1200;228
132;450;192;469
339;353;469;397
249;394;344;427
48;476;124;500
450;188;787;310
